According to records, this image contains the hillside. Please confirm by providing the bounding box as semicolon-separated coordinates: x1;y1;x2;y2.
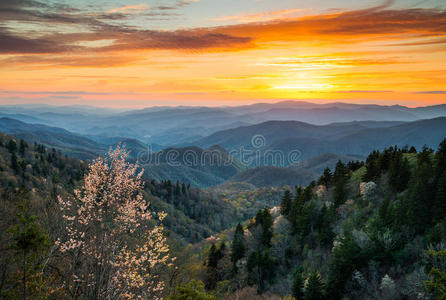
226;153;364;187
141;145;245;188
193;117;446;164
0;117;148;160
174;140;446;299
0;117;104;159
229;166;315;187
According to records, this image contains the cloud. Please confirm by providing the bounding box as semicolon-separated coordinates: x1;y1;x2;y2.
336;90;394;93
0;0;445;65
211;8;311;23
106;4;148;14
0;30;77;54
413;91;446;94
154;0;199;10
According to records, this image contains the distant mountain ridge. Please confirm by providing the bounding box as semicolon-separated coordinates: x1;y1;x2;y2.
0;117;147;160
193;117;446;164
1;101;446;146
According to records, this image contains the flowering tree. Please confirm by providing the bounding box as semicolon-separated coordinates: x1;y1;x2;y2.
57;146;171;299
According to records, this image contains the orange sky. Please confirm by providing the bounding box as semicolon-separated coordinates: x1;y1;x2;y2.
0;0;445;108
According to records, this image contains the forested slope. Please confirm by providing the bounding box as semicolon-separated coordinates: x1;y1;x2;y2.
172;141;446;299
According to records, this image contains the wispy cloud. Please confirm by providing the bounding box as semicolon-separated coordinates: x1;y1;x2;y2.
211;8;311;23
106;3;148;14
413;91;446;94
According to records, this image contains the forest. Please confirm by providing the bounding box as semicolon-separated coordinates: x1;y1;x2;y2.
0;131;445;299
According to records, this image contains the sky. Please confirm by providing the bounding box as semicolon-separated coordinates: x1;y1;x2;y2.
0;0;445;108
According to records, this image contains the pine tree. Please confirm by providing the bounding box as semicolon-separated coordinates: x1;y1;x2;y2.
182;183;187;196
7;139;17;153
435;139;446;179
318;168;332;187
304;272;325;300
19;139;27;156
292;268;304;300
327;234;361;300
280;190;293;216
246;250;274;293
254;209;273;248
363;150;380;181
405;153;435;232
333;161;348;207
11;152;19;173
231;223;245;273
205;243;225;290
434;172;446;222
8;201;49;300
388;152;410;193
318;204;334;247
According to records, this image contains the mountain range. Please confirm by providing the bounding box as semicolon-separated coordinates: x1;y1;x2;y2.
0;102;446;188
1;101;446;146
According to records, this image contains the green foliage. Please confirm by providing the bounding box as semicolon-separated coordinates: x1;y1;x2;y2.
327;234;362;300
231;223;245;273
6;200;50;300
11;152;19;173
281;190;293;216
205;243;226;290
318;167;332;187
304;272;325;300
246;249;275;293
435;172;446;222
253;209;273;248
292;267;304;300
425;250;446;300
169;280;215;300
333;160;349;207
7;139;17;153
388;153;410;193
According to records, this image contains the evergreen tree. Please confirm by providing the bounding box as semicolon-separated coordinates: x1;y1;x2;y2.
11;152;19;173
318;204;335;247
327;234;361;300
181;183;187;196
405;152;435;232
378;197;393;228
19;139;27;156
246;250;274;293
175;181;181;196
7;139;17;153
435;139;446;178
363;150;380;181
8;201;49;300
231;223;245;273
318;168;332;187
304;272;325;300
333;178;346;208
333;161;348;207
254;209;273;248
388;152;411;193
434;172;446;222
280;190;293;216
205;243;225;290
292;267;304;300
